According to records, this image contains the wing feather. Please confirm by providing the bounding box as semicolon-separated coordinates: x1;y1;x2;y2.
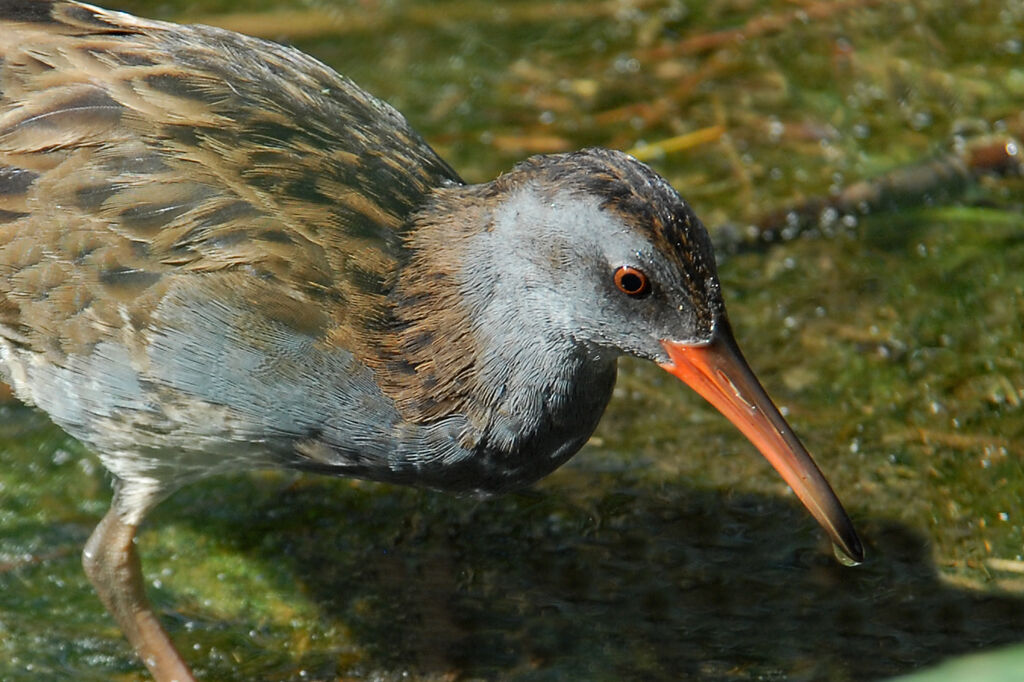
0;0;459;359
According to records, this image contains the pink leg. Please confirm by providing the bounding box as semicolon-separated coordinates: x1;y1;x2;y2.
83;507;196;682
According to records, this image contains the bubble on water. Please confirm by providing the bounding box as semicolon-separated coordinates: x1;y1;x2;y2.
820;206;839;228
911;111;933;130
613;55;641;74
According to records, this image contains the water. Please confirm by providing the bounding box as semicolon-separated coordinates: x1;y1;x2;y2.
1;0;1023;680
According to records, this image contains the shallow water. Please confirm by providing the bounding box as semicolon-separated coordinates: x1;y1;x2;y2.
1;1;1023;680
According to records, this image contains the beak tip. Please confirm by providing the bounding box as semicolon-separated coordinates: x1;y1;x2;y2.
832;528;865;566
834;542;865;567
659;331;866;569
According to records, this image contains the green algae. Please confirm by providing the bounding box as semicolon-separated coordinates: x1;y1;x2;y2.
1;1;1022;680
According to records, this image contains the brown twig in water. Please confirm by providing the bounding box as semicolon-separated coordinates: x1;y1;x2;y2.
187;0;663;40
627;125;725;161
640;0;888;61
716;135;1023;252
594;53;734;128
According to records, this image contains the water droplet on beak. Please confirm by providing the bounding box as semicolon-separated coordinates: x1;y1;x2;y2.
833;542;863;567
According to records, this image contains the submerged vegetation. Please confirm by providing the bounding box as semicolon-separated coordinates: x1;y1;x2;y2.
1;0;1022;679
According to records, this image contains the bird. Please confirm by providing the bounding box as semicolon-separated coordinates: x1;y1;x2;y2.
0;1;864;680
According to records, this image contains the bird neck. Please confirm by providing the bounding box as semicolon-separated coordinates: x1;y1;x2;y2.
364;182;617;451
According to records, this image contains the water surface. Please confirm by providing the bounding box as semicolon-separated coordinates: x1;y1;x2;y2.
1;1;1022;679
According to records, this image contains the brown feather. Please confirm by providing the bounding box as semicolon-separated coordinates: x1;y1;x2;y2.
0;0;459;371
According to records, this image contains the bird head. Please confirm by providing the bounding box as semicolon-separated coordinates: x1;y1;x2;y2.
455;148;864;562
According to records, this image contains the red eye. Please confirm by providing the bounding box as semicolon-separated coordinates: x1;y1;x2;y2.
614;266;650;297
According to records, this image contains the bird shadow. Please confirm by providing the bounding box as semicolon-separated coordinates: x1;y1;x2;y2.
161;471;1024;681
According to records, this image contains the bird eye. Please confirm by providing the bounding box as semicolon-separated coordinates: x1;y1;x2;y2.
614;266;650;298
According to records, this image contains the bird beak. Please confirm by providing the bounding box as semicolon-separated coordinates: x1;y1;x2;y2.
659;318;864;564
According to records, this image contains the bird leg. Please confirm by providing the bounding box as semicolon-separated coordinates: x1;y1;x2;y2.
83;506;196;682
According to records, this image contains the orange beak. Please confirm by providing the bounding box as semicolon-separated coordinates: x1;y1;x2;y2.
659;319;864;564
